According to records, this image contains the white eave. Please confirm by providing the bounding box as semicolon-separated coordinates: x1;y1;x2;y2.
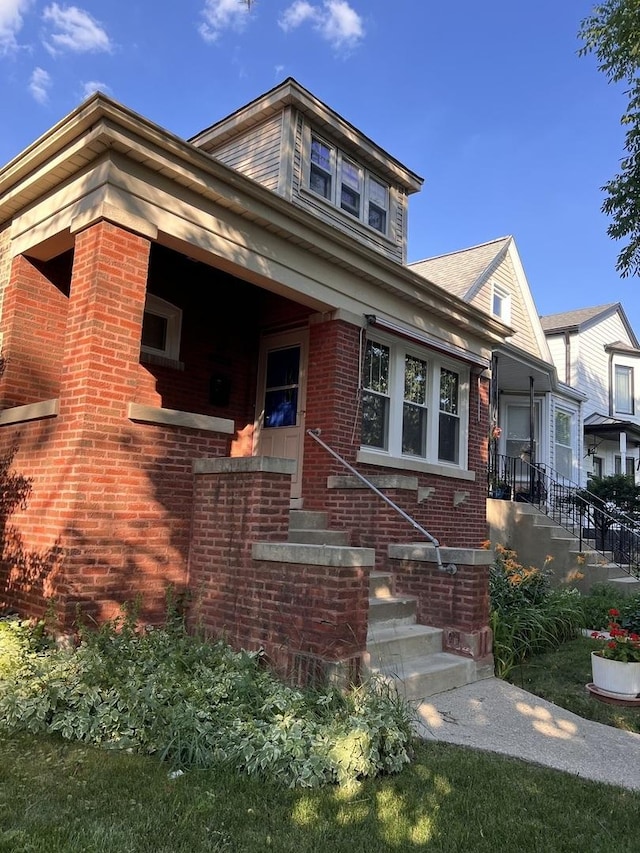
0;93;506;349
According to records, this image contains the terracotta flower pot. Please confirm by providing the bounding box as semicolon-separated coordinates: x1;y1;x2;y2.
591;651;640;697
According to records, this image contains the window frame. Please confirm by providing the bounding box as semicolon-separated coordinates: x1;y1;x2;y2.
614;364;634;415
491;282;511;324
361;333;469;469
307;130;391;237
141;294;182;361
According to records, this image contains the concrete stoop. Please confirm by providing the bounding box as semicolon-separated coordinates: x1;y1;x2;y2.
363;570;479;700
489;499;640;595
287;512;487;699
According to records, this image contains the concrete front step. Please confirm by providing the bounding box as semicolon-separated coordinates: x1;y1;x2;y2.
365;651;477;701
288;510;329;530
369;571;394;598
287;509;350;546
366;623;443;661
288;529;349;546
368;595;417;628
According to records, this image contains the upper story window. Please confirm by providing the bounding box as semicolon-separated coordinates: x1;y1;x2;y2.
141;294;182;361
309;134;389;235
361;337;468;467
491;283;511;324
614;364;634;415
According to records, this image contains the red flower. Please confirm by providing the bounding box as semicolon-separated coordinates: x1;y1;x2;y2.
607;641;617;650
608;608;620;617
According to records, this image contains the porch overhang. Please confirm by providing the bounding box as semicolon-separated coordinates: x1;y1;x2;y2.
584;414;640;448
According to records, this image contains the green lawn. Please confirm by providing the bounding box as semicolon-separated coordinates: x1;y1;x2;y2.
506;634;640;734
1;729;639;853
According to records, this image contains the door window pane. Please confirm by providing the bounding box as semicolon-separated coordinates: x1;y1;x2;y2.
264;347;300;428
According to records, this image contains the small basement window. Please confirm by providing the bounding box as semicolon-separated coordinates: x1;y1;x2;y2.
141;294;182;361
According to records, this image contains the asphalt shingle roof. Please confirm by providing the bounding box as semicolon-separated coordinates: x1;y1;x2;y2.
539;303;619;332
409;237;511;299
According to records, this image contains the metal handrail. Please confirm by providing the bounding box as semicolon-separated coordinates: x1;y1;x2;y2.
306;429;456;574
488;453;640;576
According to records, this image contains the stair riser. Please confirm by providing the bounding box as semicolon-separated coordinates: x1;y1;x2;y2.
368;599;416;626
288;510;328;530
365;632;443;662
288;530;349;546
368;661;476;700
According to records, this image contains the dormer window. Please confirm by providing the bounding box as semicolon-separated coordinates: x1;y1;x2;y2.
310;138;333;199
308;133;389;235
492;283;511;324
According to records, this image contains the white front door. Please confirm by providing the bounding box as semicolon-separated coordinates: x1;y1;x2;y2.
254;330;308;504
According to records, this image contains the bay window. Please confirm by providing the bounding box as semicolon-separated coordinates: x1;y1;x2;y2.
362;337;468;467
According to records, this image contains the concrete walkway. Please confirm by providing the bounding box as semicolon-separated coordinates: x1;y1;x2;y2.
413;677;640;791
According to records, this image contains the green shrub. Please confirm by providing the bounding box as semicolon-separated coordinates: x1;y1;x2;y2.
0;609;412;789
490;545;582;679
578;583;640;632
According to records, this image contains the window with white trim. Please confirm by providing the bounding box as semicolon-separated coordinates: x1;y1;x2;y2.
361;336;468;466
554;409;573;480
309;134;390;235
491;283;511;324
141;294;182;361
614;455;636;478
614;364;634;415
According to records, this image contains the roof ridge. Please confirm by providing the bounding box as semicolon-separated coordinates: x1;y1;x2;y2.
410;235;512;266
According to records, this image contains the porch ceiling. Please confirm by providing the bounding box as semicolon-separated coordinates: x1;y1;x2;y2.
493;349;552;393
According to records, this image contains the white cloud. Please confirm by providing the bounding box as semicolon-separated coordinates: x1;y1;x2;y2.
199;0;250;43
42;4;111;56
29;65;51;103
0;0;32;55
80;79;110;99
279;0;363;50
279;0;316;31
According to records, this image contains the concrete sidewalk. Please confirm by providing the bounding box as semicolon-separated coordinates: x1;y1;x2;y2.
413;678;640;791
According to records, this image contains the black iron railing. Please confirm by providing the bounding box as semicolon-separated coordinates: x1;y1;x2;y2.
488;453;640;577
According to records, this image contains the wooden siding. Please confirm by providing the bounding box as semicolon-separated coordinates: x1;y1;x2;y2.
471;253;541;357
546;334;566;382
290;112;404;264
206;113;283;193
575;313;630;419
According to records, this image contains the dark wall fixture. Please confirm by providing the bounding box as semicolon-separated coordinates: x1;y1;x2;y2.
209;373;231;407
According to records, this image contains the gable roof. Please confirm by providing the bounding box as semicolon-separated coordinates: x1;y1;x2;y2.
189;77;424;195
540;302;640;348
409;236;511;299
539;303;619;333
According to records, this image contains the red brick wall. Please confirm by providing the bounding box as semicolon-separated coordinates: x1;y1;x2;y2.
0;254;68;407
303;318;490;557
189;463;368;684
0;223;228;627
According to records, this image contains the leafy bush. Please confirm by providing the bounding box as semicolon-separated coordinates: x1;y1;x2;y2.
579;583;640;633
490;545;582;679
0;609;413;789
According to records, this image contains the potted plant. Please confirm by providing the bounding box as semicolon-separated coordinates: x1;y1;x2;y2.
590;608;640;696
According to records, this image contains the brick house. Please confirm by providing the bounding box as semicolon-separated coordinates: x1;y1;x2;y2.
0;79;507;689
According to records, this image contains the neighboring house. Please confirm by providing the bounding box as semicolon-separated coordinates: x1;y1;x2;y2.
541;303;640;486
410;237;585;489
0;79;506;685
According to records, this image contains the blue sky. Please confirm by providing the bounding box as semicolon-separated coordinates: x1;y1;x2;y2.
1;1;636;333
